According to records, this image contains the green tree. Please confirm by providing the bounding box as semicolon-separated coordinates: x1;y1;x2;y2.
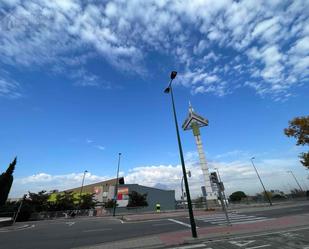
127;191;148;207
55;191;77;210
80;193;97;209
0;157;17;206
229;191;247;202
284;116;309;169
28;190;50;212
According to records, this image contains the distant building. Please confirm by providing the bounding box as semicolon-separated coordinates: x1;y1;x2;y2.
58;177;175;212
116;184;175;212
62;177;124;205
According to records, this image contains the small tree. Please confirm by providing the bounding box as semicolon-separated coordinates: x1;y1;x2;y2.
55;191;77;210
0;157;17;206
80;193;97;209
229;191;247;202
127;191;148;207
28;190;50;212
284;116;309;169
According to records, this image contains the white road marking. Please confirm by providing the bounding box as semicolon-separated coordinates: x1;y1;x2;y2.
168;219;198;228
66;222;75;226
246;245;271;249
171;244;207;249
152;222;175;226
229;218;274;225
210;217;267;223
195;213;272;226
83;228;112;233
230;240;256;246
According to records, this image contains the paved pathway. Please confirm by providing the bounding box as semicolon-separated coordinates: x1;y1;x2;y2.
167;226;309;249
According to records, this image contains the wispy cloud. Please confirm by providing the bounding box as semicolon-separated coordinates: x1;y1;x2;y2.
0;69;21;98
95;145;105;151
85;138;105;151
0;0;308;98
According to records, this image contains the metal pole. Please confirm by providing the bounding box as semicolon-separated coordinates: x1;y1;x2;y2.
251;158;272;206
169;85;197;238
113;153;121;217
215;168;228;207
78;170;88;211
181;175;185;209
287;171;303;192
217;185;231;225
13;196;24;224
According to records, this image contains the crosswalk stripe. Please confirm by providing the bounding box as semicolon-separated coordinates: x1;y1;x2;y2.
231;218;274;225
211;217;269;224
170;244;206;249
196;215;259;220
193;213;272;226
210;217;267;222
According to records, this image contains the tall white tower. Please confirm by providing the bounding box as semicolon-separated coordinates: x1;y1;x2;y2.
182;103;217;201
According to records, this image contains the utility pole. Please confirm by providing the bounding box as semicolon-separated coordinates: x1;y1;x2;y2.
78;170;88;212
113;153;122;217
287;170;304;192
251;157;272;206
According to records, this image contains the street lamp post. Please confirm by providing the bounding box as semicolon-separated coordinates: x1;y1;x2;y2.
113;153;122;217
250;157;272;206
287;170;303;192
79;170;88;212
164;71;197;238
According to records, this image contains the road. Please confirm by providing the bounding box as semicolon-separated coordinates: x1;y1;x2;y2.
1;202;309;249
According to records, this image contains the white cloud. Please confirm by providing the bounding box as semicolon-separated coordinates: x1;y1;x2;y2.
11;152;307;199
0;70;21;98
95;145;105;151
0;0;308;98
11;172;108;196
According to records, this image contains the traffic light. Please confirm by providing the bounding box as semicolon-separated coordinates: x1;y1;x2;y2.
210;172;219;184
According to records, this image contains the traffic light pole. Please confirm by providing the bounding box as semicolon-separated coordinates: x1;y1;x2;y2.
212;172;230;226
217;185;231;225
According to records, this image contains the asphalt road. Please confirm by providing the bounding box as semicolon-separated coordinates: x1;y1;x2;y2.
174;202;309;227
1;202;309;249
168;226;309;249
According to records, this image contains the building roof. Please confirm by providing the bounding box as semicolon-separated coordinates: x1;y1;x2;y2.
64;177;124;193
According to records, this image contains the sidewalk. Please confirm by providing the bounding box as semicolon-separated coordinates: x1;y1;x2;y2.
76;213;309;249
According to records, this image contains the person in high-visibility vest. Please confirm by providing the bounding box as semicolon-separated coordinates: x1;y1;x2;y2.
156;203;161;213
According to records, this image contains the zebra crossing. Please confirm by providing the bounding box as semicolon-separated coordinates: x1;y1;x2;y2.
195;212;273;225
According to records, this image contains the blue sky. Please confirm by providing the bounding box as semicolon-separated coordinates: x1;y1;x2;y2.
0;0;308;198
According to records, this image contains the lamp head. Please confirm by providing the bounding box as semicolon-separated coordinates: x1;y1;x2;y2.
164;87;171;94
170;71;177;80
